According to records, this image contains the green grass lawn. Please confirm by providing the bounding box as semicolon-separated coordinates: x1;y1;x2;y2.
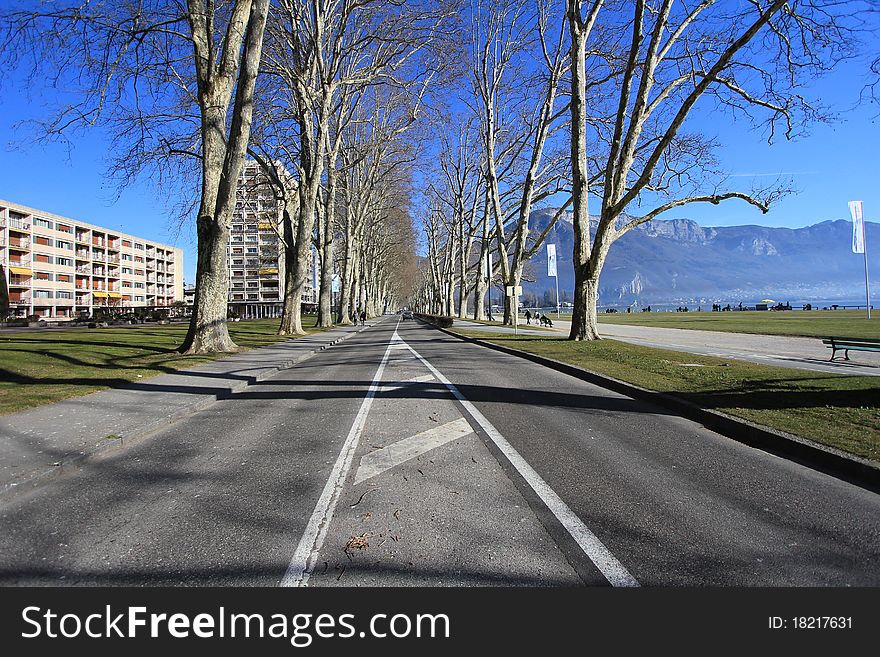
596;309;880;339
0;317;326;415
453;330;880;463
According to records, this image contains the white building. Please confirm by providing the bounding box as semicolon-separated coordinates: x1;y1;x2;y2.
226;160;315;319
0;199;183;320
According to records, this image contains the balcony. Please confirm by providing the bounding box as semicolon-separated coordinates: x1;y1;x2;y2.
107;255;120;264
75;232;90;243
76;250;90;259
92;238;105;247
7;237;30;249
76;295;91;305
76;265;91;274
8;277;31;287
3;217;31;231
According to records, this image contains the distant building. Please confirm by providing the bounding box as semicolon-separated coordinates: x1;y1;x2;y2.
0;199;183;320
226;160;315;320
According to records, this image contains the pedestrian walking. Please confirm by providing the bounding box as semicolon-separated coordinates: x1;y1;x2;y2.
525;309;531;324
360;310;366;326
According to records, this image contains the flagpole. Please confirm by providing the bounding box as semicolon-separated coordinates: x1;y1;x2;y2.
850;200;871;320
555;274;560;318
864;228;871;320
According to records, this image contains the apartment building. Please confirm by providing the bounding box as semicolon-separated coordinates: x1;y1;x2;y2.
227;160;316;320
0;199;184;320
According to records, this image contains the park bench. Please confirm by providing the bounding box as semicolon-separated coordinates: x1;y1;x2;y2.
822;336;880;361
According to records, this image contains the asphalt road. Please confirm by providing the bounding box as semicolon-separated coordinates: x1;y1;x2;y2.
0;317;877;586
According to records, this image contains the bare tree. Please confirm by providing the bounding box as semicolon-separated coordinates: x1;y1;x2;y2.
0;0;272;353
567;0;859;340
261;0;453;335
335;87;423;322
470;0;572;324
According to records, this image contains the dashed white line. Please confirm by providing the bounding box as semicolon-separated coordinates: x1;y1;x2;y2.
280;320;400;587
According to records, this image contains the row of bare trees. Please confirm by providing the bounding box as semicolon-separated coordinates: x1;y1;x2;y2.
0;0;449;352
0;1;870;347
417;0;865;340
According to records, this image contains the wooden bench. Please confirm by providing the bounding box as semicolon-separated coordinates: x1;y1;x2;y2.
822;336;880;361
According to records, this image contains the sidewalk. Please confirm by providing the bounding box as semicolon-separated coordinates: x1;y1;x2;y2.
455;319;880;377
0;322;370;497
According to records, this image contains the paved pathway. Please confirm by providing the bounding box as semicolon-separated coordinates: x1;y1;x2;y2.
0;322;368;496
455;319;880;377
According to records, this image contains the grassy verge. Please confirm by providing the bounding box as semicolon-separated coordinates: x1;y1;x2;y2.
596;309;880;339
452;329;880;463
0;317;326;415
465;318;558;331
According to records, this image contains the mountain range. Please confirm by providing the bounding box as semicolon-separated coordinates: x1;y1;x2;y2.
522;209;879;307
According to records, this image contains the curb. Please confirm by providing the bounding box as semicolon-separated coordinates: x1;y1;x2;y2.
1;322;375;500
428;321;880;495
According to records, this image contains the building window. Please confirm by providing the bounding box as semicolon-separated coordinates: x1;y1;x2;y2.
122;240;132;247
56;257;73;266
57;223;72;233
134;282;145;289
134;295;145;301
56;240;73;250
122;267;132;274
33;290;53;299
35;271;52;281
134;243;144;250
34;218;53;229
35;254;52;264
35;236;52;246
56;291;73;299
56;274;71;283
122;253;133;261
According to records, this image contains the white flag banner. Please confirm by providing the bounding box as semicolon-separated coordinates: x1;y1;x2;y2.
547;243;557;277
849;200;865;254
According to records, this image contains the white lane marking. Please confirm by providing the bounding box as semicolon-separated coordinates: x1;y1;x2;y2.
381;374;435;392
354;418;474;485
280;320;400;587
400;337;639;588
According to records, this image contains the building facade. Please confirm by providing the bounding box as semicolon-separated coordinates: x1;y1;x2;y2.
227;160;316;320
0;199;183;320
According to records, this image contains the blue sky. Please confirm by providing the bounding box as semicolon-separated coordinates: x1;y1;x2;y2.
1;42;877;286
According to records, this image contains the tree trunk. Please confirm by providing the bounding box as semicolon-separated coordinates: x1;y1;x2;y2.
317;157;338;327
567;5;595;341
182;215;237;352
181;0;270;354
